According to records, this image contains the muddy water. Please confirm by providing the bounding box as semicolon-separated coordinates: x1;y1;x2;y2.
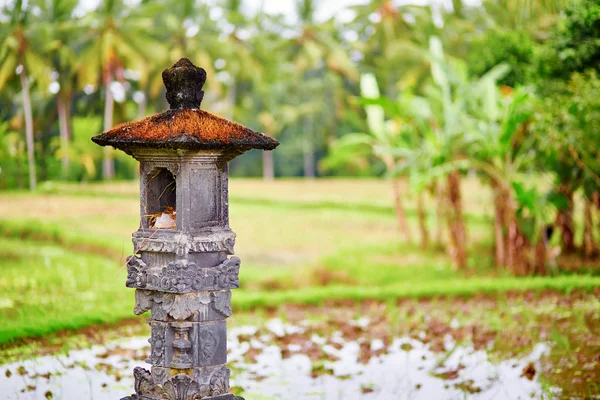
0;319;556;400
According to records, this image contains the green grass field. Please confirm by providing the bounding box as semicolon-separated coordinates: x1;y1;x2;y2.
0;178;598;345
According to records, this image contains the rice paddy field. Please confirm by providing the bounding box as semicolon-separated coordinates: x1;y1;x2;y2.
0;178;598;399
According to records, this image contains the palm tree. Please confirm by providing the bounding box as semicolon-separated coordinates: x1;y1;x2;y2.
0;0;49;190
423;37;554;274
290;0;358;178
38;0;80;174
349;0;433;97
78;0;161;179
154;0;221;101
466;86;538;273
219;0;272;132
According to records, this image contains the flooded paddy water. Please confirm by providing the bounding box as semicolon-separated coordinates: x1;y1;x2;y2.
1;320;553;399
1;292;598;399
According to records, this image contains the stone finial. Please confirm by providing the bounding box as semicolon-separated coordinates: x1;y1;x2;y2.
162;58;207;110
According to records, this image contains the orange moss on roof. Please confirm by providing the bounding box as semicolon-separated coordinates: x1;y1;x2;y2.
92;108;279;151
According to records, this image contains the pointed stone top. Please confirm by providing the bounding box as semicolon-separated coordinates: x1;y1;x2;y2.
162;58;207;110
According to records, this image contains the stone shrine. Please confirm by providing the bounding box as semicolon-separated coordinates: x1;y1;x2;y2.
92;58;279;400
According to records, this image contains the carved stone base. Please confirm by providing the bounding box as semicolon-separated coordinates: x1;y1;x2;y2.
121;395;241;400
125;366;232;400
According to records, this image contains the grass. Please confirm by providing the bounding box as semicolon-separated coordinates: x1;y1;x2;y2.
0;178;598;345
0;238;134;344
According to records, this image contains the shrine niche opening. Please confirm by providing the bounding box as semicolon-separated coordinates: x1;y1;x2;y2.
143;167;177;230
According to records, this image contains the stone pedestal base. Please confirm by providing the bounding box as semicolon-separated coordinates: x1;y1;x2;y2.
122;395;241;400
121;394;244;400
119;366;242;400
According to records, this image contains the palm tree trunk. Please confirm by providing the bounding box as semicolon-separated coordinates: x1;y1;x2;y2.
57;92;70;173
20;69;36;190
102;69;115;180
303;118;315;179
435;181;445;247
263;150;275;180
446;170;467;269
417;191;429;249
66;92;73;140
392;178;412;243
555;185;575;253
583;197;595;258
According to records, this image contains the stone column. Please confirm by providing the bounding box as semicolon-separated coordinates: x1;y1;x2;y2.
122;152;243;400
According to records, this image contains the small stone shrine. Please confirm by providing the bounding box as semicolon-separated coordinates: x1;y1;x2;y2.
92;58;279;400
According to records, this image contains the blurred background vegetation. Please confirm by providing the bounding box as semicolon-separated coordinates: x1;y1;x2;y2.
1;0;599;280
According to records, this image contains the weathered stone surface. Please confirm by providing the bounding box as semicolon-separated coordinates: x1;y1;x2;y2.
124;151;239;398
147;323;167;365
122;365;233;400
171;322;194;369
135;290;232;321
126;256;147;288
145;320;227;368
132;232;236;256
192;321;228;367
127;257;240;293
121;394;239;400
162;58;207;110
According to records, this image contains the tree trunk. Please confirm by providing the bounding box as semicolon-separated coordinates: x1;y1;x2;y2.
534;233;548;275
583;197;595;258
595;192;600;254
20;69;36;190
392;178;412;243
506;200;516;272
57;92;70;174
102;69;115;180
446;170;467;269
303;118;315;179
435;181;445;247
263;150;274;180
555;185;575;253
66;91;73;140
417;191;428;249
493;184;508;268
507;217;528;275
505;197;532;276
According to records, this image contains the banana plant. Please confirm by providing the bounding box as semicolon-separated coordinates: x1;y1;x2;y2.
404;36;477;269
463;77;549;274
330;73;417;242
447;51;560;274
